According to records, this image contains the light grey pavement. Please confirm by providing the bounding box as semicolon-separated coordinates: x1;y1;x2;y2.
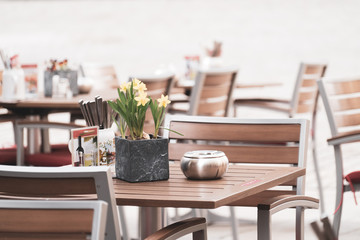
1;0;360;239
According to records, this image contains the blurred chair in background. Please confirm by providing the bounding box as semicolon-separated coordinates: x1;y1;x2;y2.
0;109;25;165
169;66;238;117
233;62;327;214
318;77;360;237
15;120;83;166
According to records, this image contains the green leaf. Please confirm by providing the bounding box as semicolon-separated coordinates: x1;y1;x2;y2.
160;127;184;136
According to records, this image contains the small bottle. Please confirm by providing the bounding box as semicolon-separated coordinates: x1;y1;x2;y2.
75;136;84;166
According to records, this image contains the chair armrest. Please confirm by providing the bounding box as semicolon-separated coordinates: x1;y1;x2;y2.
145;217;207;240
236;82;283;88
234;98;290;103
16;120;84;130
258;195;319;214
327;130;360;146
0;112;25;123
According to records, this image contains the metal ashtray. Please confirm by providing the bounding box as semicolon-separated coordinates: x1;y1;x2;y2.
180;150;229;180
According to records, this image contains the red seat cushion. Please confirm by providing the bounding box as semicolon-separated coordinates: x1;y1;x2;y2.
0;147;17;165
1;144;71;166
25;144;71;167
345;171;360;184
345;171;360;205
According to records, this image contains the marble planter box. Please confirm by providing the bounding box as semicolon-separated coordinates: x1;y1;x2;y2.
115;136;169;183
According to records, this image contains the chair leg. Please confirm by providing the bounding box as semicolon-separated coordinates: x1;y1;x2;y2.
257;208;271;240
333;145;344;237
229;206;239;240
118;206;129;240
295;206;304;240
311;124;326;215
193;227;207;240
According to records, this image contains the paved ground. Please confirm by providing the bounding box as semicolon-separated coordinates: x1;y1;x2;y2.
1;0;360;239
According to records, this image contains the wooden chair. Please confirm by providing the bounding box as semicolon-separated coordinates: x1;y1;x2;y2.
0;199;108;240
0;166;122;240
0;109;26;165
317;77;360;237
0;166;207;240
233;62;327;214
128;73;175;134
81;63;120;91
14;120;84;166
169;66;238;117
163;115;319;240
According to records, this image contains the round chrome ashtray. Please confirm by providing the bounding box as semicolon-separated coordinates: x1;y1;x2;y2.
180;150;229;180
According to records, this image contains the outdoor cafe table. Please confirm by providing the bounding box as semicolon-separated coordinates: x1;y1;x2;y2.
0;89;118;157
113;163;306;239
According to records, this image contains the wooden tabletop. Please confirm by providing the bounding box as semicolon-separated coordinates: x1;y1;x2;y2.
113;163;305;209
0;89;119;114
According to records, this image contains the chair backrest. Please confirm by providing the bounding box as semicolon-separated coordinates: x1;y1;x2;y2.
0;199;108;240
0;166;121;240
15;120;83;166
317;77;360;136
163;115;309;195
128;73;175;134
189;67;238;117
289;62;327;117
81;63;120;90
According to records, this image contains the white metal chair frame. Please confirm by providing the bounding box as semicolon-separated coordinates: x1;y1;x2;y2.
14;120;83;166
0;199;108;240
318;77;360;237
163;115;319;240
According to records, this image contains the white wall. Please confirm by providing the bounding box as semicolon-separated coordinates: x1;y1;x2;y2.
1;0;360;84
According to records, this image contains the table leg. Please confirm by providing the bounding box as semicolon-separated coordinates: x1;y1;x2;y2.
40;114;51;153
139;207;162;239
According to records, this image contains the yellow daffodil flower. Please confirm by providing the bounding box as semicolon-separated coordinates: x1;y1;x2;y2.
120;82;131;93
157;94;171;108
135;91;150;106
134;82;147;93
132;78;141;89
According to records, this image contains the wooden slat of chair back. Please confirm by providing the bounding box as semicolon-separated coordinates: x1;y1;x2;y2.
330;96;360;112
200;82;231;99
319;77;360;130
169;143;299;164
197;101;227;116
164;116;309;191
203;73;233;85
0;177;96;197
326;78;360;95
168;122;300;142
1;209;93;234
335;113;360;128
